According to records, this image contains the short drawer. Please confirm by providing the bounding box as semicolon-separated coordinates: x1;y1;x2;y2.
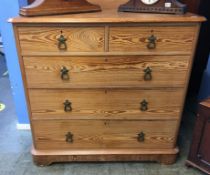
33;119;178;150
29;89;183;120
23;55;189;88
18;26;105;54
109;26;196;54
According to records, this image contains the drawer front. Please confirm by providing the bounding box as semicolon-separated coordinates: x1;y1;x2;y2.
18;27;105;54
109;26;196;53
29;89;183;120
33;120;178;150
23;56;189;88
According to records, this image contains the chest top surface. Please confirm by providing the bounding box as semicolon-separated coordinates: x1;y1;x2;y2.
10;0;205;24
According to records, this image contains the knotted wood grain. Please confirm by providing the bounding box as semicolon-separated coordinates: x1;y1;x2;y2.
33;119;178;150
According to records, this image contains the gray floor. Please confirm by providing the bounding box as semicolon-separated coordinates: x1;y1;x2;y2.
0;55;205;175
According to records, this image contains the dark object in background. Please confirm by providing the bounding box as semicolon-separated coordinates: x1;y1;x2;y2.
118;0;187;14
21;0;101;16
28;0;35;4
183;0;210;97
28;0;200;13
180;0;201;13
186;98;210;174
0;33;4;56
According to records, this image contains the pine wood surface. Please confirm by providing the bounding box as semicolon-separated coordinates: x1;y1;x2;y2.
18;26;105;53
17;25;197;55
32;148;178;165
10;12;206;24
109;26;195;53
29;89;183;120
23;55;190;89
11;2;205;164
32;147;179;156
32;119;178;150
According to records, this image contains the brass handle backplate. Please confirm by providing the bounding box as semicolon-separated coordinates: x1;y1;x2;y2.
65;132;73;143
138;132;145;142
60;66;69;80
64;100;72;112
144;67;152;81
58;34;67;50
147;34;157;49
140;99;148;111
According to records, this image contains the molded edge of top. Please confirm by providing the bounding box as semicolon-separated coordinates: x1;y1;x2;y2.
9;11;206;24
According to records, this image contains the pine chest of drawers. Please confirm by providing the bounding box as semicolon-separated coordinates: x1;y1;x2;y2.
11;3;205;166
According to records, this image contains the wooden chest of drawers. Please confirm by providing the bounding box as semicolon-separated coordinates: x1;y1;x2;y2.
11;2;205;166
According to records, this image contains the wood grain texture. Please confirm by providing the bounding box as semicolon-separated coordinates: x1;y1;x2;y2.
23;56;190;89
32;148;178;166
23;55;190;88
29;89;183;120
10;12;206;24
10;4;205;164
32;119;178;150
12;25;38;149
20;0;101;16
173;24;201;148
109;26;196;53
18;26;105;53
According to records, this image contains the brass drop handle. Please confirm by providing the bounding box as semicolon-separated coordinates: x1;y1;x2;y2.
138;132;145;142
140;99;148;111
58;34;67;50
65;132;73;143
64;100;72;112
147;34;157;49
60;66;69;80
144;67;152;81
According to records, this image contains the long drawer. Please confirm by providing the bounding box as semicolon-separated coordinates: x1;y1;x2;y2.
18;26;105;54
33;119;178;150
109;26;196;54
29;89;183;120
23;56;189;88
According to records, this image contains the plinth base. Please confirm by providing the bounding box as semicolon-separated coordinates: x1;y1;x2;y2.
32;147;179;166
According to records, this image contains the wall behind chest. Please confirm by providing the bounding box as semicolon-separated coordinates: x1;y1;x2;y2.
0;0;29;125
